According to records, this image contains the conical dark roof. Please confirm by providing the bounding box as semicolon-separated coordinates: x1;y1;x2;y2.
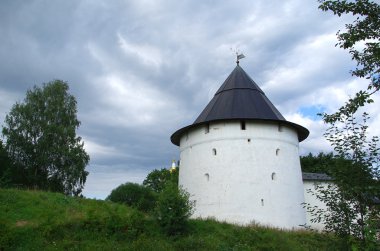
194;65;285;123
171;65;309;145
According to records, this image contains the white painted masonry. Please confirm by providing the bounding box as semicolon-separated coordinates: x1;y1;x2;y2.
178;120;306;229
303;180;332;231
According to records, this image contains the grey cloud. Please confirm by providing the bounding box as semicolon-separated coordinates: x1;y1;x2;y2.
1;0;378;199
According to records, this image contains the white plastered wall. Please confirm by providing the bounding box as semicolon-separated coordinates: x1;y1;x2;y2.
179;120;306;229
303;181;331;231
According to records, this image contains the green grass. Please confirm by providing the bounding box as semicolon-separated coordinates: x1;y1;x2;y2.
0;189;344;250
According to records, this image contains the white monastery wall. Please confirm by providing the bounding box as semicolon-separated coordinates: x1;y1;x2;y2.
179;120;306;229
303;181;331;231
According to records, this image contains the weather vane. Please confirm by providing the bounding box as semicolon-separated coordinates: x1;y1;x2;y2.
231;47;245;65
236;52;245;65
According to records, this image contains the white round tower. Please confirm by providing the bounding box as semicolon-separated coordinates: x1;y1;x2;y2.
171;64;309;229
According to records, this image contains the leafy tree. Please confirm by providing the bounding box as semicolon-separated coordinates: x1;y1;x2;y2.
300;152;355;174
107;166;194;236
0;140;12;187
301;152;335;173
315;3;380;247
2;80;89;196
143;168;178;193
318;0;380;122
106;182;157;212
154;183;194;236
304;111;380;249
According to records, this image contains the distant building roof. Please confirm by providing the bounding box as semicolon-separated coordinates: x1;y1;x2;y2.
302;172;333;181
171;64;309;146
302;173;380;205
371;196;380;205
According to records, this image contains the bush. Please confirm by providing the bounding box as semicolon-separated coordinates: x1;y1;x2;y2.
154;183;194;236
106;182;157;212
143;168;178;193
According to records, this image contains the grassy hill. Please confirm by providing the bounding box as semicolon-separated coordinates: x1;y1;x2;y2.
0;189;343;250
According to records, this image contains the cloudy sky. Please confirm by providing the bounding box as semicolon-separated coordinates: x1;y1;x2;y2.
1;0;379;199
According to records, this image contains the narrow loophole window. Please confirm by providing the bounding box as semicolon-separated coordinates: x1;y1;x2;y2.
247;138;251;143
278;124;283;132
205;173;209;181
261;199;264;206
271;172;276;180
276;148;280;156
212;148;217;155
240;120;246;130
205;123;210;134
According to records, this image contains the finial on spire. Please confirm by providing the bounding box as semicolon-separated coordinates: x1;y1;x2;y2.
230;47;246;65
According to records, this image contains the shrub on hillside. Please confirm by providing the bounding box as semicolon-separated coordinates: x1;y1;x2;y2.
106;182;157;212
154;183;194;236
143;168;178;193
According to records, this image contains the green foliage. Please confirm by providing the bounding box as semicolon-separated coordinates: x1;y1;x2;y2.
300;152;353;173
1;80;89;196
318;0;380;122
0;140;13;187
106;182;157;212
0;188;152;250
141;167;192;236
109;167;187;235
154;183;194;236
143;168;178;193
0;188;347;250
305;112;380;249
316;3;380;246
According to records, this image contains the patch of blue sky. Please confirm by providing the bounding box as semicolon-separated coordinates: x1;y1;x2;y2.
298;105;326;120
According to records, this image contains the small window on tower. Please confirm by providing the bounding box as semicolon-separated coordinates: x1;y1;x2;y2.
241;120;246;130
212;148;217;155
278;124;283;132
205;173;209;181
261;199;264;206
247;138;251;143
276;148;280;156
271;172;276;180
205;123;210;134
